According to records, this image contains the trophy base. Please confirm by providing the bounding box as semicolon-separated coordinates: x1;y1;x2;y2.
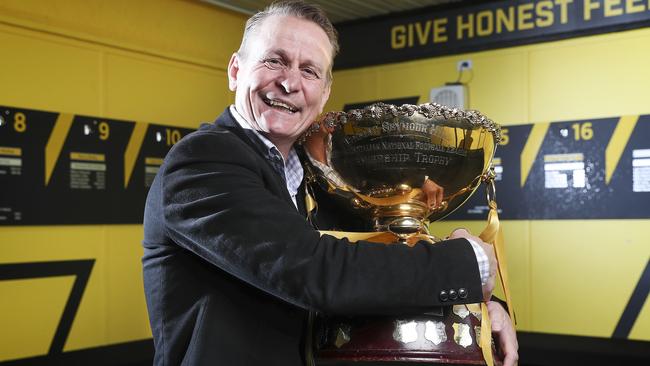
312;306;501;366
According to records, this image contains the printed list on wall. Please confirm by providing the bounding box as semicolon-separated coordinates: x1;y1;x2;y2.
0;105;195;225
448;114;650;220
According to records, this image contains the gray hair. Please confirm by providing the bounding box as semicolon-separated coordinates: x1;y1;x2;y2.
238;0;339;81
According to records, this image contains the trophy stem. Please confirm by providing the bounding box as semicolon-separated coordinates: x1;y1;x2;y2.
373;201;438;244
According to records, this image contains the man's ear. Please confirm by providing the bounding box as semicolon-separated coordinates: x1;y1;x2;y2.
227;53;240;91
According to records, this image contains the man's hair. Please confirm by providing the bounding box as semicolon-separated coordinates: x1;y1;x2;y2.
238;0;339;81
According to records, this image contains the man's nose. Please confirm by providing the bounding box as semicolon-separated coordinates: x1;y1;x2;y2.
279;68;300;94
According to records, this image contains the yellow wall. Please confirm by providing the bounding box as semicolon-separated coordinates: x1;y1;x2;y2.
328;27;650;340
0;0;246;362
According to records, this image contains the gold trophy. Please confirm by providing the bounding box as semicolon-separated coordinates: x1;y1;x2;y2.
304;102;500;242
303;102;510;366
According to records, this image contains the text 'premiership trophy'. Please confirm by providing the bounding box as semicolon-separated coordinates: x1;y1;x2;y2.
303;102;514;366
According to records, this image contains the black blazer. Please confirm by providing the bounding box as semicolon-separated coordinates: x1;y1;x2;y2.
142;108;483;365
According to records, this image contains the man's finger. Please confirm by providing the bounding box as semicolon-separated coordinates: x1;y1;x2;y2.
500;333;519;366
502;351;519;366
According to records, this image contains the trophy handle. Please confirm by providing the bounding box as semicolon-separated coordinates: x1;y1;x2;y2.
482;166;497;204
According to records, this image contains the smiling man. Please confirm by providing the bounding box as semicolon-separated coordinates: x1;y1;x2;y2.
142;1;517;365
228;13;332;159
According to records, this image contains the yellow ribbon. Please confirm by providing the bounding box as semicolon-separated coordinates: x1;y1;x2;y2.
305;188;317;215
479;200;515;323
480;302;494;366
476;199;515;366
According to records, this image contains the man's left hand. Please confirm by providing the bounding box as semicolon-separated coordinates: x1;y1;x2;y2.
487;300;518;366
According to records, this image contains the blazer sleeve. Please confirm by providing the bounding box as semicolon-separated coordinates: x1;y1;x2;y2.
161;128;483;315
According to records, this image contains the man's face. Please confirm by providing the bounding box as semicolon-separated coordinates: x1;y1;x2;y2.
228;15;332;148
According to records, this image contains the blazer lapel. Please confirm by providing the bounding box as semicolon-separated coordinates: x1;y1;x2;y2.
214;109;270;160
212;108;300;212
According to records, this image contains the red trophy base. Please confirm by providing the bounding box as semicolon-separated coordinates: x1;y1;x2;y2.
313;306;501;366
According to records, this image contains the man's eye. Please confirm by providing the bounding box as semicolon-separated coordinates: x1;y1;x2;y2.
301;68;320;80
263;58;285;69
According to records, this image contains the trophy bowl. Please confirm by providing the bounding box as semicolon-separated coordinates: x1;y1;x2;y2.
304;102;501;242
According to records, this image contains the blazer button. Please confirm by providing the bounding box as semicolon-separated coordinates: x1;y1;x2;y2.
459;288;468;299
449;289;458;300
439;290;449;302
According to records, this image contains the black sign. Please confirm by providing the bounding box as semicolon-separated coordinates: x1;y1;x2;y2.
0;105;194;225
449;115;650;220
335;0;650;69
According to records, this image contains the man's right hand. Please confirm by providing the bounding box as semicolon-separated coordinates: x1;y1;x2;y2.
449;228;496;301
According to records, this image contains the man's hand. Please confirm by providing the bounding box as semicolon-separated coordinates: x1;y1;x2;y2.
449;228;496;301
421;177;444;209
487;301;519;366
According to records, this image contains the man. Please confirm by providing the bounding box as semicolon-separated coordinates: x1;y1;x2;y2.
142;1;517;365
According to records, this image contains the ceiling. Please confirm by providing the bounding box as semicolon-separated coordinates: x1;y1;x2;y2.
200;0;462;24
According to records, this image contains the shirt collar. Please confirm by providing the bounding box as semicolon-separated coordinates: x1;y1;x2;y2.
230;106;280;156
229;105;303;202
